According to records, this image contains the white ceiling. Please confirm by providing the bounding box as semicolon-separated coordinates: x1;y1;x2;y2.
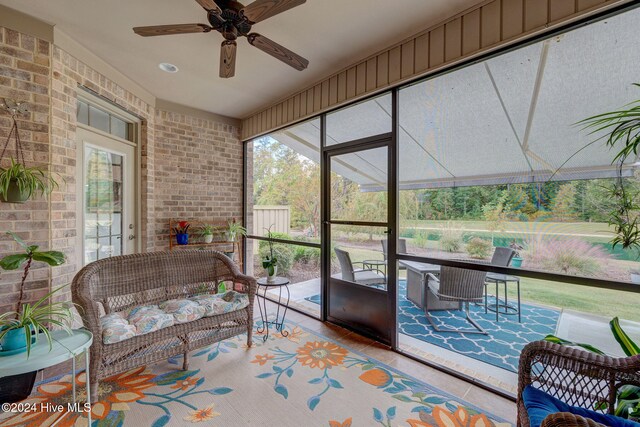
0;0;483;119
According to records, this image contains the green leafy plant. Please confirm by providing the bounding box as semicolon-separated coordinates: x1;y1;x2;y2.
261;225;278;276
0;232;65;317
0;158;58;202
199;224;214;236
544;317;640;418
227;220;247;241
465;237;492;259
578;83;640;255
0;231;73;357
0;286;74;357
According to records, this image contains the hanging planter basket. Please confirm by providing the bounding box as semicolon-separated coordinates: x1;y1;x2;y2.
0;179;31;203
1;100;58;204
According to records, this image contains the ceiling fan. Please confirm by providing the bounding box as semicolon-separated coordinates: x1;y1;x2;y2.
133;0;309;78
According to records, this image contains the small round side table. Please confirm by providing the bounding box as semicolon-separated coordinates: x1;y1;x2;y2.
0;329;93;426
256;276;291;341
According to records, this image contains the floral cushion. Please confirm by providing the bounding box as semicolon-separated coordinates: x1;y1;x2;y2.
159;299;206;324
127;305;175;335
100;312;137;344
190;291;249;317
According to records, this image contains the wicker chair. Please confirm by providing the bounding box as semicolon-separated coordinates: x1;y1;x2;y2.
72;250;257;402
424;266;488;334
518;340;640;427
335;247;386;285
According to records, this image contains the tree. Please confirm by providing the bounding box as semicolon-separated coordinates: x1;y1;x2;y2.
551;183;577;222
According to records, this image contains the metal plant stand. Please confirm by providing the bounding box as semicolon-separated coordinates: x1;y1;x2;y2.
256;276;291;341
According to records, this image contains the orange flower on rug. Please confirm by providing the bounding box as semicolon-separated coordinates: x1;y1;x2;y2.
297;341;348;369
406;406;495;427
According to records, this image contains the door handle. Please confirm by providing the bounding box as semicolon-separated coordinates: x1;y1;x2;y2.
128;234;135;240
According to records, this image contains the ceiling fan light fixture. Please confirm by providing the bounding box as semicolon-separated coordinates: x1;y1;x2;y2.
158;62;179;73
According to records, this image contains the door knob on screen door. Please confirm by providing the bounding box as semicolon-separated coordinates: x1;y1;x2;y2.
129;234;135;240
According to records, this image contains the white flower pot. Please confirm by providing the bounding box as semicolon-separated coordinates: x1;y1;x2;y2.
266;266;278;283
203;234;213;244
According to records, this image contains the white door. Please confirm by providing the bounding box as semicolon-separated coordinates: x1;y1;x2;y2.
77;127;136;265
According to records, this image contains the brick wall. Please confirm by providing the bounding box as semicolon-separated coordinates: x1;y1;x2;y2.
0;26;244;310
153;109;243;250
0;27;52;313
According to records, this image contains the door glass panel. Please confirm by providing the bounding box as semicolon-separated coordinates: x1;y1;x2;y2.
84;146;124;264
330;146;388;222
111;116;128;140
331;224;388;291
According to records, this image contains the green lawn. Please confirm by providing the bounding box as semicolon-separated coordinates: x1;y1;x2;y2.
335;245;640;322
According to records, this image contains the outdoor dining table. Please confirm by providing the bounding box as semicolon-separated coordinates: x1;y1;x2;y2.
398;260;521;322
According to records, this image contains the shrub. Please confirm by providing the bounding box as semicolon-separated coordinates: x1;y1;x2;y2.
294;245;321;267
438;222;464;252
466;238;493;259
258;243;294;275
522;236;610;277
413;230;431;248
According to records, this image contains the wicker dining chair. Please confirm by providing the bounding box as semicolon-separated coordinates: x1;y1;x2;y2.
518;340;640;427
424;266;488;334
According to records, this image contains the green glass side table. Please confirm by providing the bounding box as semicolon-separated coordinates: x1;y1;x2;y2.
0;329;93;426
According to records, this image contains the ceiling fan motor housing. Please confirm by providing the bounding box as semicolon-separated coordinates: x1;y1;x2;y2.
209;0;253;37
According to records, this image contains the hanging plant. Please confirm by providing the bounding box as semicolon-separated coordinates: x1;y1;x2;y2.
577;83;640;254
0;158;58;203
1;101;59;203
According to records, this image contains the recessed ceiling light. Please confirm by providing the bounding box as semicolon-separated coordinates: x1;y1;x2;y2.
158;63;179;73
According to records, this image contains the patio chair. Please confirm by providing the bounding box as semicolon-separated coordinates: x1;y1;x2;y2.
381;239;408;272
490;246;516;266
335;247;386;286
518;340;640;427
425;266;488;334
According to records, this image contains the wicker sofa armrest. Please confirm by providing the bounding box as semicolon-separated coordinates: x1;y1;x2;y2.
213;251;257;298
541;412;607;427
71;265;103;345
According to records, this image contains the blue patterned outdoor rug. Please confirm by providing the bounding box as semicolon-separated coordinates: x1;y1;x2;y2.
305;280;560;373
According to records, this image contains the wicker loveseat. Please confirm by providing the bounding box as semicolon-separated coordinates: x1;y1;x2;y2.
518;340;640;427
72;250;256;402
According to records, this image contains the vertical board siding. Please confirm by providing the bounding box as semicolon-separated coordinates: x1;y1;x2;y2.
550;0;577;21
444;18;462;62
462;9;481;55
502;0;524;39
414;33;429;72
429;25;445;67
401;39;415;78
241;0;625;140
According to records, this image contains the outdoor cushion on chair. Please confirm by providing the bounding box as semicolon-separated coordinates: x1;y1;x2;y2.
190;291;249;316
100;312;137;344
353;269;386;286
522;386;638;427
159;299;206;323
127;305;175;335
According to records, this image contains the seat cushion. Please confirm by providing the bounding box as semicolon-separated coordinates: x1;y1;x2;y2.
159;299;206;324
522;386;639;427
100;312;137;344
190;291;249;317
127;305;175;336
353;269;386;285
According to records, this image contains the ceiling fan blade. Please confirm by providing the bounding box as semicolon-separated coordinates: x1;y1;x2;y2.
133;24;211;37
220;41;237;78
248;33;308;71
195;0;223;14
242;0;306;24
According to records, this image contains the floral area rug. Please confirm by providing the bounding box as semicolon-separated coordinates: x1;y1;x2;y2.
0;320;512;427
306;280;559;373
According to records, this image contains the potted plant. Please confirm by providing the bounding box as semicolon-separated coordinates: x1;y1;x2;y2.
0;158;58;203
0;232;73;403
199;224;215;244
262;225;278;283
227;220;247;242
173;221;190;245
631;270;640;285
509;240;524;267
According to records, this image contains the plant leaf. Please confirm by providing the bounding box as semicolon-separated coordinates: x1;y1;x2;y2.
610;317;640;357
0;253;29;270
544;335;606;355
32;251;65;266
